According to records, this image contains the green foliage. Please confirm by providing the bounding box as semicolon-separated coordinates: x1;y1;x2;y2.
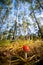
0;6;2;9
0;0;11;5
19;35;25;40
21;0;32;3
0;0;43;39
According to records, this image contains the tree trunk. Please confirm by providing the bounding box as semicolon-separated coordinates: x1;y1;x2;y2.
33;11;43;38
31;0;43;38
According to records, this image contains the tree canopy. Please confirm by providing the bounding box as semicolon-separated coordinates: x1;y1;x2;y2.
0;0;43;40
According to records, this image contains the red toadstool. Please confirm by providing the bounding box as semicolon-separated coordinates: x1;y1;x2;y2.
23;45;30;59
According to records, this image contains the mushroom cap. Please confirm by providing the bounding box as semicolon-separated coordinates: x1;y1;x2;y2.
23;45;30;52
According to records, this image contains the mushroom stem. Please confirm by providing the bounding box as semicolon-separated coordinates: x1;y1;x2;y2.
25;52;27;59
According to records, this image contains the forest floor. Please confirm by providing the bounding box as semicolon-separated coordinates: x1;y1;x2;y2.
0;39;43;65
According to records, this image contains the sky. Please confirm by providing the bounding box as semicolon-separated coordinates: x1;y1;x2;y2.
0;0;43;36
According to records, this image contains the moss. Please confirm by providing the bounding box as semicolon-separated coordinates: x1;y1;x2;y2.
0;40;11;46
